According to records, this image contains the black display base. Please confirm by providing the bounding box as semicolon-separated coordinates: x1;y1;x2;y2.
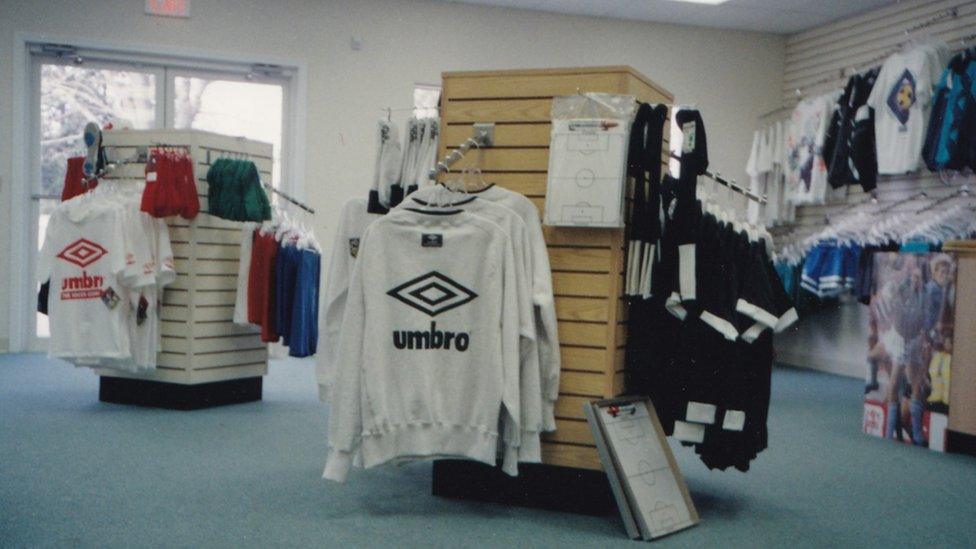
431;460;615;516
99;376;262;410
946;429;976;458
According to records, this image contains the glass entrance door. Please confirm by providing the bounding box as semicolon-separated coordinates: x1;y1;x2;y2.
29;58;162;349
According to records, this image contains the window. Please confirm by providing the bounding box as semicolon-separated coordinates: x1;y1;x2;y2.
172;75;284;185
38;63;159;198
35;62;162;338
20;43;297;348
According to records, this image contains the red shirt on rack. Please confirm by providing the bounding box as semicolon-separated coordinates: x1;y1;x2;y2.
248;230;280;343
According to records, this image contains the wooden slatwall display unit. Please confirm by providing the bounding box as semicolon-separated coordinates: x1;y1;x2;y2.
439;67;673;471
772;0;976;250
95;129;270;387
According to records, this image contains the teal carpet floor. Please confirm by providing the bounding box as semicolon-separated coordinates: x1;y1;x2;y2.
1;353;975;547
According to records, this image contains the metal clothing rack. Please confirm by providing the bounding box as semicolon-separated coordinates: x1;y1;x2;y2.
876;190;929;214
262;182;315;214
29;155;144;201
382;106;441;120
428;123;494;180
669;153;767;204
824;192;879;223
757;104;794;120
917;185;972;213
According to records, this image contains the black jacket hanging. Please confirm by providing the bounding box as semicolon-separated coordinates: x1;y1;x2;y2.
828;68;879;189
848;68;881;192
673;109;708;305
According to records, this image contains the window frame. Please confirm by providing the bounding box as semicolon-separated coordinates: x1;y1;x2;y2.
165;66;293;189
9;33;306;351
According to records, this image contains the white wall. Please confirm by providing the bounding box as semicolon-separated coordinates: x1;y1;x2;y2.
776;300;868;379
0;0;786;351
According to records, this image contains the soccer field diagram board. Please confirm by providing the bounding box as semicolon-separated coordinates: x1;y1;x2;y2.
584;396;699;540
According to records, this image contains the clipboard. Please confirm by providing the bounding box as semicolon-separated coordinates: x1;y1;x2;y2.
584;396;700;541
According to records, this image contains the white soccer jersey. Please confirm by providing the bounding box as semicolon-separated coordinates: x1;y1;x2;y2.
69;195;174;372
39;199;134;360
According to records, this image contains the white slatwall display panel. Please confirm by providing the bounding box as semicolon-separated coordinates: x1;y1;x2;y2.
773;0;976;248
94;129;271;384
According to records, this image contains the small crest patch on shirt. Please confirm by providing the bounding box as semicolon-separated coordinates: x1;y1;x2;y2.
421;234;443;248
101;287;120;310
349;238;360;258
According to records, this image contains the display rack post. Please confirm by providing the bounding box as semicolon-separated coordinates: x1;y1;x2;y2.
431;66;673;510
94;129;272;409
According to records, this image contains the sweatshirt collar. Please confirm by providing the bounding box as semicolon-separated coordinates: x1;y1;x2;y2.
464;183;495;195
409;195;477;208
402;207;463;216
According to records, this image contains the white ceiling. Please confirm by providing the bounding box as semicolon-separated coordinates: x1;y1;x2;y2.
439;0;899;34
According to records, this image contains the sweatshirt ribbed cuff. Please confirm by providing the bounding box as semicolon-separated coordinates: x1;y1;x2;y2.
740;321;768;344
542;401;557;432
775;307;799;332
323;449;353;483
735;298;779;329
518;432;542;463
699;311;739;342
501;446;520;477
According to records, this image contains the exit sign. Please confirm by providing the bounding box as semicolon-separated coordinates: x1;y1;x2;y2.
146;0;190;18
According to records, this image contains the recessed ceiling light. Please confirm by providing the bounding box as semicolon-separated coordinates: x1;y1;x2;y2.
666;0;730;4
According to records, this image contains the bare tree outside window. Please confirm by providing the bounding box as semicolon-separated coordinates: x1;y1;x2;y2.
39;65;156;199
173;77;284;186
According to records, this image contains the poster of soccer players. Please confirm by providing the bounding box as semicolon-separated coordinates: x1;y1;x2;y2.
863;252;956;451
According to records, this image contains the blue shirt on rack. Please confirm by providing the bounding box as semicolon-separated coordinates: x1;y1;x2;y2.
288;247;320;358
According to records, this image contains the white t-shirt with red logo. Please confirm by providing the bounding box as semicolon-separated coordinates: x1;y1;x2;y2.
39;199;137;360
109;198;174;371
69;194;175;372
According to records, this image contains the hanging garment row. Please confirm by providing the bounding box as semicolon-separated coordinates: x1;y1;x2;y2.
368;117;440;213
745;118;796;228
38;180;176;372
627;107;797;472
320;134;560;481
234;210;321;358
777;189;975;304
925;45;976;171
749;39;976;216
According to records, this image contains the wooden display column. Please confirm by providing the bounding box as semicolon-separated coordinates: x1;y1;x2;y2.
94;129;271;410
431;66;673;513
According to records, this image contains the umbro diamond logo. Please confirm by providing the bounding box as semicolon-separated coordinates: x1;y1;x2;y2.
57;238;108;268
387;271;477;316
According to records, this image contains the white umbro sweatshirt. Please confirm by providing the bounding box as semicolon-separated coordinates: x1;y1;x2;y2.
397;194;543;461
323;209;526;482
410;185;560;430
317;198;383;400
